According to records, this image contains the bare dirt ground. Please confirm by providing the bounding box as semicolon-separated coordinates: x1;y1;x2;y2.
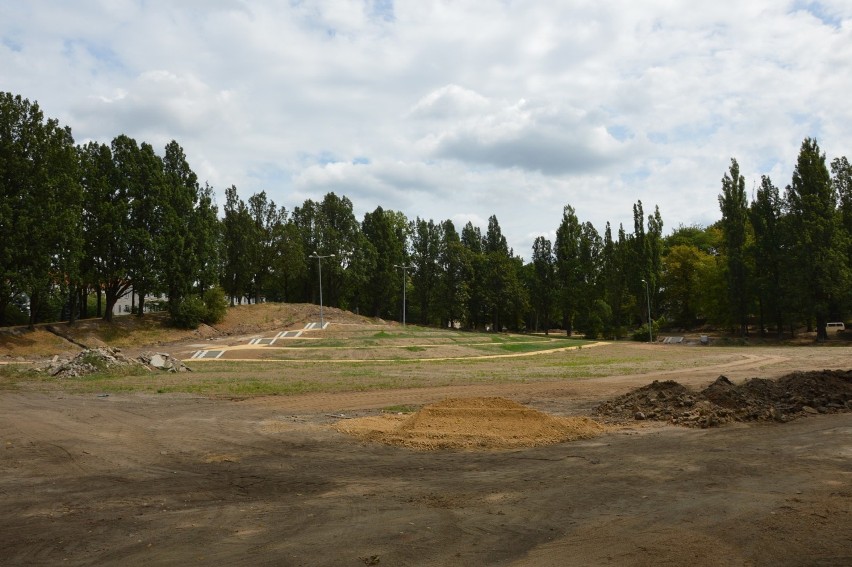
1;307;851;566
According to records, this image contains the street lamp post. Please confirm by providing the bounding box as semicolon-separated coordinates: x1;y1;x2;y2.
394;264;414;326
310;252;335;328
642;278;652;343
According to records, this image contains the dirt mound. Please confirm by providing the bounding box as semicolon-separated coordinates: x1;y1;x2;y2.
595;370;852;427
1;303;378;359
335;397;607;450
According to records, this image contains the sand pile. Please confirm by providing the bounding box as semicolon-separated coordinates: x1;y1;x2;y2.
335;397;606;450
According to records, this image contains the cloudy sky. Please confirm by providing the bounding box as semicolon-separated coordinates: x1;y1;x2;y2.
2;1;851;257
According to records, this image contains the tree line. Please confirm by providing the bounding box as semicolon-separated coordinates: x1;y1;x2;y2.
2;92;851;339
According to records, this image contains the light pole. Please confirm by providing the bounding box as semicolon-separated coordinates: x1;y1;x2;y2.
642;278;652;343
394;264;414;326
310;252;335;328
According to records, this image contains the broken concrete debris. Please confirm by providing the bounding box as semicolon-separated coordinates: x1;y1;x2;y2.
39;347;191;377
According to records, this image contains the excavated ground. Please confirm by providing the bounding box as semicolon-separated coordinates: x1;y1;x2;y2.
2;306;852;566
336;397;608;450
595;369;852;427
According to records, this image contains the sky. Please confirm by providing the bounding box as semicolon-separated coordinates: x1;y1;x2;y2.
2;0;851;258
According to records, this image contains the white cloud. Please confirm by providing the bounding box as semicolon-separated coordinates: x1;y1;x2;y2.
2;0;851;256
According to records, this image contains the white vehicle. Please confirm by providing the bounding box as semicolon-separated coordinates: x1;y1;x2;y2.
825;322;845;333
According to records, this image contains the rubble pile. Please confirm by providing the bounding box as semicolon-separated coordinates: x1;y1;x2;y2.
137;352;191;373
595;370;852;428
46;347;140;377
42;347;190;377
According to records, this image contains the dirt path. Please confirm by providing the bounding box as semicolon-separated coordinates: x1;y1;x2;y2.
1;346;850;566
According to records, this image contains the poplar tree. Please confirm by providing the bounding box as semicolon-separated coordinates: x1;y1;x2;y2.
750;175;786;336
718;158;750;335
435;220;469;329
530;236;555;333
555;205;582;336
410;217;442;324
785;138;847;340
160;140;200;310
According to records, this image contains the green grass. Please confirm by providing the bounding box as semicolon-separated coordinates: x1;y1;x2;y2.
0;327;765;397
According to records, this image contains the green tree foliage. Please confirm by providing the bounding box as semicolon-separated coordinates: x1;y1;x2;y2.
750;176;786;336
461;222;485;329
222;185;254;305
292;193;360;308
482;215;513;331
121;138;165;317
160;140;200;310
661;244;713;327
785;138;847;340
435;220;469;328
79;140;130;321
409;218;442;325
555;205;582;336
600;223;631;338
0;93;83;326
530;236;555;333
267;219;304;303
191;183;221;295
573;222;603;337
361;206;407;318
9;90;852;343
718;158;751;335
832;157;852;287
247;191;286;303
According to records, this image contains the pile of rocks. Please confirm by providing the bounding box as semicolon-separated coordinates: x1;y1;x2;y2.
137;352;191;373
42;347;190;377
595;370;852;428
46;347;139;378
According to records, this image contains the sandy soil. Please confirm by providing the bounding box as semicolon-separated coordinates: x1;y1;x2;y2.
2;345;851;566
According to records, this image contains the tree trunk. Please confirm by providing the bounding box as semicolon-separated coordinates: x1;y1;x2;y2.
137;292;146;317
67;283;77;326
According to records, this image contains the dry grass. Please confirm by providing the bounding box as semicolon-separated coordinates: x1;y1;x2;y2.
4;303;852;398
0;328;78;358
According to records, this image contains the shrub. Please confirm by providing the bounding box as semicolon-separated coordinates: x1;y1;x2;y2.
202;287;228;325
171;296;207;329
169;287;228;329
632;320;661;342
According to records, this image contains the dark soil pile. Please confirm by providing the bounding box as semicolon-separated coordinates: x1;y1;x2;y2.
595;370;852;428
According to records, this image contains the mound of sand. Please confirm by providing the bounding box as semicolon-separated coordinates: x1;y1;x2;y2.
335;397;607;450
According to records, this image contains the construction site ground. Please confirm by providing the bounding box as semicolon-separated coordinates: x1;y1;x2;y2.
1;304;850;566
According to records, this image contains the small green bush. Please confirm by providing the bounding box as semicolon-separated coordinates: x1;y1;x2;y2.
202;287;228;324
170;287;228;329
171;296;207;329
632;320;661;342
